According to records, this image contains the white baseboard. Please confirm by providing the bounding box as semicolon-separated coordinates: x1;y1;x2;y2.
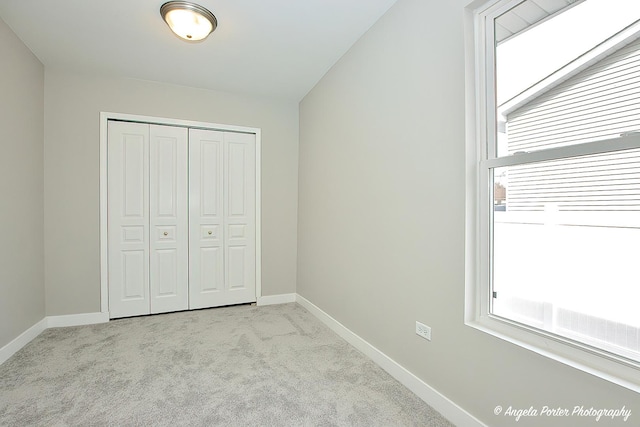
257;293;297;306
0;312;109;366
296;294;486;427
0;318;47;365
47;312;109;328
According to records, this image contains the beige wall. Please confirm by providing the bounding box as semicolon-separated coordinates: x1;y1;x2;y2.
0;18;45;348
297;0;640;425
44;71;298;315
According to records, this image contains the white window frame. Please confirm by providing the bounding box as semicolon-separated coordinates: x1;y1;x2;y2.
464;0;640;392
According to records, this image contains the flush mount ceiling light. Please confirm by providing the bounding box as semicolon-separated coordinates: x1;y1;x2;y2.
160;1;217;41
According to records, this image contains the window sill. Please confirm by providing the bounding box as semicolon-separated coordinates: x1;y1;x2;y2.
465;314;640;393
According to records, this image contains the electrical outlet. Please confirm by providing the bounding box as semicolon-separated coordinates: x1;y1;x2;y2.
415;321;431;341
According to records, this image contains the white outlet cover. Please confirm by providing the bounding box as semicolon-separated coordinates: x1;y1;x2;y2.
416;321;431;341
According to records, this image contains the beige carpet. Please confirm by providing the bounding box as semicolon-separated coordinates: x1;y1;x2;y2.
0;303;453;426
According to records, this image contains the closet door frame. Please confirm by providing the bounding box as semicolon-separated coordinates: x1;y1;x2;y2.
99;112;262;316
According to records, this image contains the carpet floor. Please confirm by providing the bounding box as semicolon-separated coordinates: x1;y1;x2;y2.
0;303;453;426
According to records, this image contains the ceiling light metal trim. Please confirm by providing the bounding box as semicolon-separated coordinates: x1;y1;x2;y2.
160;1;218;41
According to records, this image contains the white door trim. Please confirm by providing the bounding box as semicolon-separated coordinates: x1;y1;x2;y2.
100;112;262;315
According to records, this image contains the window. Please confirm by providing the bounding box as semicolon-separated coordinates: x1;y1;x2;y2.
465;0;640;391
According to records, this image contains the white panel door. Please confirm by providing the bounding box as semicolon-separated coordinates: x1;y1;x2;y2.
224;132;256;305
149;125;189;314
108;121;150;318
189;130;256;308
188;129;224;309
108;120;257;317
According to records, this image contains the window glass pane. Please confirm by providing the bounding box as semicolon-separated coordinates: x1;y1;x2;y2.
494;0;640;158
491;149;640;361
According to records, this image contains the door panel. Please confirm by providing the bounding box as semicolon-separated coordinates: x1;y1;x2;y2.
149;125;189;314
123;138;146;217
223;132;256;305
227;246;246;289
189;129;225;308
156;249;178;295
200;141;220;216
108;121;150;318
228;142;247;216
122;250;146;298
200;247;222;292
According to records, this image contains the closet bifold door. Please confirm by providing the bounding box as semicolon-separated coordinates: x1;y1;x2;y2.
189;129;256;309
224;131;256;305
149;125;189;314
108;121;188;318
107;121;150;318
188;129;224;309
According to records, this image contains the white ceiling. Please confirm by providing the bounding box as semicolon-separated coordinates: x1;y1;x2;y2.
0;0;398;101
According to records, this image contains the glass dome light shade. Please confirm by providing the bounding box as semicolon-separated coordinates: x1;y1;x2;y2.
161;2;217;41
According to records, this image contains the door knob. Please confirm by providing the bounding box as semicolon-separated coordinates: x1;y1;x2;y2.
208;231;213;235
163;231;168;236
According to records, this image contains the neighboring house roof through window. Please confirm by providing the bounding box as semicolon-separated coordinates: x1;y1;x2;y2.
495;0;583;44
496;0;640;107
